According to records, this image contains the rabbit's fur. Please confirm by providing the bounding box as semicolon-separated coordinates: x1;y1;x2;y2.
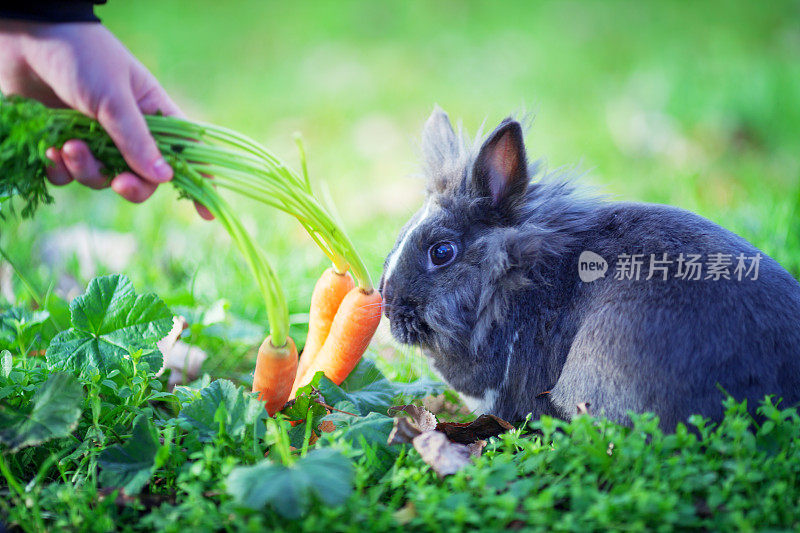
380;108;800;428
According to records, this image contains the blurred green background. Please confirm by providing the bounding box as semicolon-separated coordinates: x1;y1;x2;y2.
4;0;799;378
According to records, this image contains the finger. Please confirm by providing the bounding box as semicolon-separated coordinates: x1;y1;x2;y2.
194;201;214;221
131;62;185;119
45;147;73;185
61;140;108;189
136;83;185;119
95;92;173;185
110;172;158;203
0;73;68;109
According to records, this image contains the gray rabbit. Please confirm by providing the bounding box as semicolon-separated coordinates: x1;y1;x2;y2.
380;107;800;429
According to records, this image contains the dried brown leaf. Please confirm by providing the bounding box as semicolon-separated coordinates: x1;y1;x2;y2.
468;439;487;457
435;414;514;444
388;404;438;432
387;417;422;446
387;404;512;474
319;420;337;433
412;430;472;477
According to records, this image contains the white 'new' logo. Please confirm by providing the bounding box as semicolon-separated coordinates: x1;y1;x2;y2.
578;251;608;282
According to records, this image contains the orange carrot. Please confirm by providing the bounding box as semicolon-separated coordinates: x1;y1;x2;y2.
253;336;298;416
292;268;354;395
294;288;382;391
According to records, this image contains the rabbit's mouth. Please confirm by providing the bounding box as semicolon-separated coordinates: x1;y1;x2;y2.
386;303;430;346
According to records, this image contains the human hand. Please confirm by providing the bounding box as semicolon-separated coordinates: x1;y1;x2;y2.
0;20;212;219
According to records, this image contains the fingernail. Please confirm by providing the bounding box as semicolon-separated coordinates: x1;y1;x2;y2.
152;158;173;182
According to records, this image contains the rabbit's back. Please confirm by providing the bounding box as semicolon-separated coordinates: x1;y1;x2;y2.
547;202;800;427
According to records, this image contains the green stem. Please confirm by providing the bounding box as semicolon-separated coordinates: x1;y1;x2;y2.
267;417;294;466
62;108;375;290
150;119;373;289
301;411;314;458
294;133;313;194
173;170;288;345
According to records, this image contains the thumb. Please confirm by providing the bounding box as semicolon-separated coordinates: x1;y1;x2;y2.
95;92;172;184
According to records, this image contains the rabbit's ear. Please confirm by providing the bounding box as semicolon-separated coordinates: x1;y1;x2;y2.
472;119;528;206
423;105;457;153
422;106;461;193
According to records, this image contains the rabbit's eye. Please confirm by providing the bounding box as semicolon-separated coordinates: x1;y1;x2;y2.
429;241;457;267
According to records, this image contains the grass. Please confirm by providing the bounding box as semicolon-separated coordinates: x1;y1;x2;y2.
1;1;799;530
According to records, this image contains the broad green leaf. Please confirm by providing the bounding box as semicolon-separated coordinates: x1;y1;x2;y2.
226;448;353;518
179;379;267;442
98;414;161;495
326;411;395;447
46;275;172;377
0;372;83;451
317;359;394;415
298;448;354;506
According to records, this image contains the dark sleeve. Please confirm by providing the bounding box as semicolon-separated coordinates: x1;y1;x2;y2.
0;1;107;23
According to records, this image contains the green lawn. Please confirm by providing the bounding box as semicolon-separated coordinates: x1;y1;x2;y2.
2;1;800;530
